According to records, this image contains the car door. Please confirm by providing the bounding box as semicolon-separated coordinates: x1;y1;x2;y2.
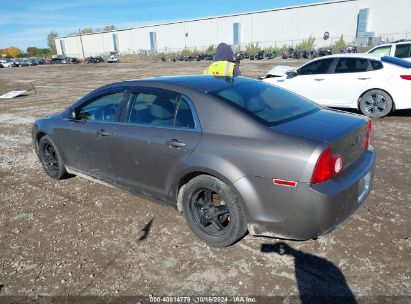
324;57;375;107
59;88;128;182
274;58;334;105
110;87;201;200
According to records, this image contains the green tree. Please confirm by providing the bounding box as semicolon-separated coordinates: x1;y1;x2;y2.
27;47;38;57
245;43;261;54
332;35;346;53
296;35;316;50
206;45;215;54
3;46;22;58
103;25;116;31
81;28;93;34
47;31;58;54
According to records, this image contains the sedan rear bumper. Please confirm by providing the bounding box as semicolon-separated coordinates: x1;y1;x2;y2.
234;147;375;240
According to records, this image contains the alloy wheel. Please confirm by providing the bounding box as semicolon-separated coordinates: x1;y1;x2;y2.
363;93;387;117
190;188;230;235
42;143;59;175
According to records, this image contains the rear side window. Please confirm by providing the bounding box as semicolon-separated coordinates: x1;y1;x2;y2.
394;44;411;58
298;58;334;75
128;92;179;127
369;45;392;56
210;81;319;126
175;97;195;129
127;91;195;129
334;58;369;73
370;60;383;70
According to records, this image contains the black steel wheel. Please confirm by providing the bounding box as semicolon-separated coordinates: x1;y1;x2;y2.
182;175;247;247
359;89;393;118
38;135;69;179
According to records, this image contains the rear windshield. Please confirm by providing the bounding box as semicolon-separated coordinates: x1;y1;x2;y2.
381;56;411;69
210;81;319;126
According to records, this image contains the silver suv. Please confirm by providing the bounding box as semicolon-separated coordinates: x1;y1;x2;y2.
368;40;411;62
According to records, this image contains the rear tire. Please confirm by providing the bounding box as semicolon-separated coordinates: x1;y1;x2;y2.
182;175;247;247
38;135;69;179
359;89;393;118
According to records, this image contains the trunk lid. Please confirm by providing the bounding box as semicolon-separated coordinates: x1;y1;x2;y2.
274;109;369;169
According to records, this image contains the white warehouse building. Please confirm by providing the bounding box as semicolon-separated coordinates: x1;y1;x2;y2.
55;0;411;58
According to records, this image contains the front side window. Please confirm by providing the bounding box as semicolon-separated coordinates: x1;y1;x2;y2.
394;44;411;58
77;92;124;122
298;59;334;75
334;58;369;73
210;81;319;126
369;46;392;56
127;91;195;129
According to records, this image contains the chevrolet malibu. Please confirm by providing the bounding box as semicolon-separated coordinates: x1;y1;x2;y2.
32;76;375;247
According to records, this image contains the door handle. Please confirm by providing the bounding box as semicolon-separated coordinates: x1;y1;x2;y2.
96;129;112;136
358;77;370;80
166;139;186;148
314;78;325;81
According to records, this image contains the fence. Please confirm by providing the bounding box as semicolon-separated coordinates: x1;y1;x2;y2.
121;32;411;56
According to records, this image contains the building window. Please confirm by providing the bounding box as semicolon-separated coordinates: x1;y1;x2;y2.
149;32;157;54
233;23;241;47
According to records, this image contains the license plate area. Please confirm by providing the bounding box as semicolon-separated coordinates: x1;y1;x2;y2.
358;171;371;203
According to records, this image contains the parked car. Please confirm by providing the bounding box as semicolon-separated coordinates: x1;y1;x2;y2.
0;59;13;68
32;76;375;247
14;59;31;67
262;54;411;118
51;57;67;64
107;52;119;63
368;40;411;62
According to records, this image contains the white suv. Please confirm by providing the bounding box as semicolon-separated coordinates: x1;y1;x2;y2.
0;59;13;68
368;40;411;62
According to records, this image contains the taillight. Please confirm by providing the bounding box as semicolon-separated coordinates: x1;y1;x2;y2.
311;146;344;184
365;120;372;150
400;75;411;80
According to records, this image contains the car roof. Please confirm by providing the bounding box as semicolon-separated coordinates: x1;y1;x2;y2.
117;75;257;93
371;40;411;48
320;53;382;60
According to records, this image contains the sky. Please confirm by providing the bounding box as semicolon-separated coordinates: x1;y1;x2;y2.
0;0;329;51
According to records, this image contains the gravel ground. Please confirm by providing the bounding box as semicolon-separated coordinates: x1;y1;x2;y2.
0;60;410;303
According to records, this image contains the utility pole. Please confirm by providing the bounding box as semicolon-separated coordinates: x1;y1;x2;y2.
79;28;85;59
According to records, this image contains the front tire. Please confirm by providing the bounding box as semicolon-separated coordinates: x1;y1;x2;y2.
182;175;247;247
38;135;69;179
359;89;393;118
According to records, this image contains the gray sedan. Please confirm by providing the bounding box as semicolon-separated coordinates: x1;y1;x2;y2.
32;76;375;247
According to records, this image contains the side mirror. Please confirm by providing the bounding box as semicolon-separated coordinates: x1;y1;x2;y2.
285;69;298;77
69;109;77;120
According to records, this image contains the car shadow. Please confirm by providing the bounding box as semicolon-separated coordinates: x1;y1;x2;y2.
261;242;357;304
388;108;411;117
136;218;154;241
0;284;4;293
331;107;411;117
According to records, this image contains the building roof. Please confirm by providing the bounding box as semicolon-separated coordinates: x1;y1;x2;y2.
57;0;355;39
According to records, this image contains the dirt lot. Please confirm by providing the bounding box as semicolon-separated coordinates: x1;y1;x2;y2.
0;61;410;303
